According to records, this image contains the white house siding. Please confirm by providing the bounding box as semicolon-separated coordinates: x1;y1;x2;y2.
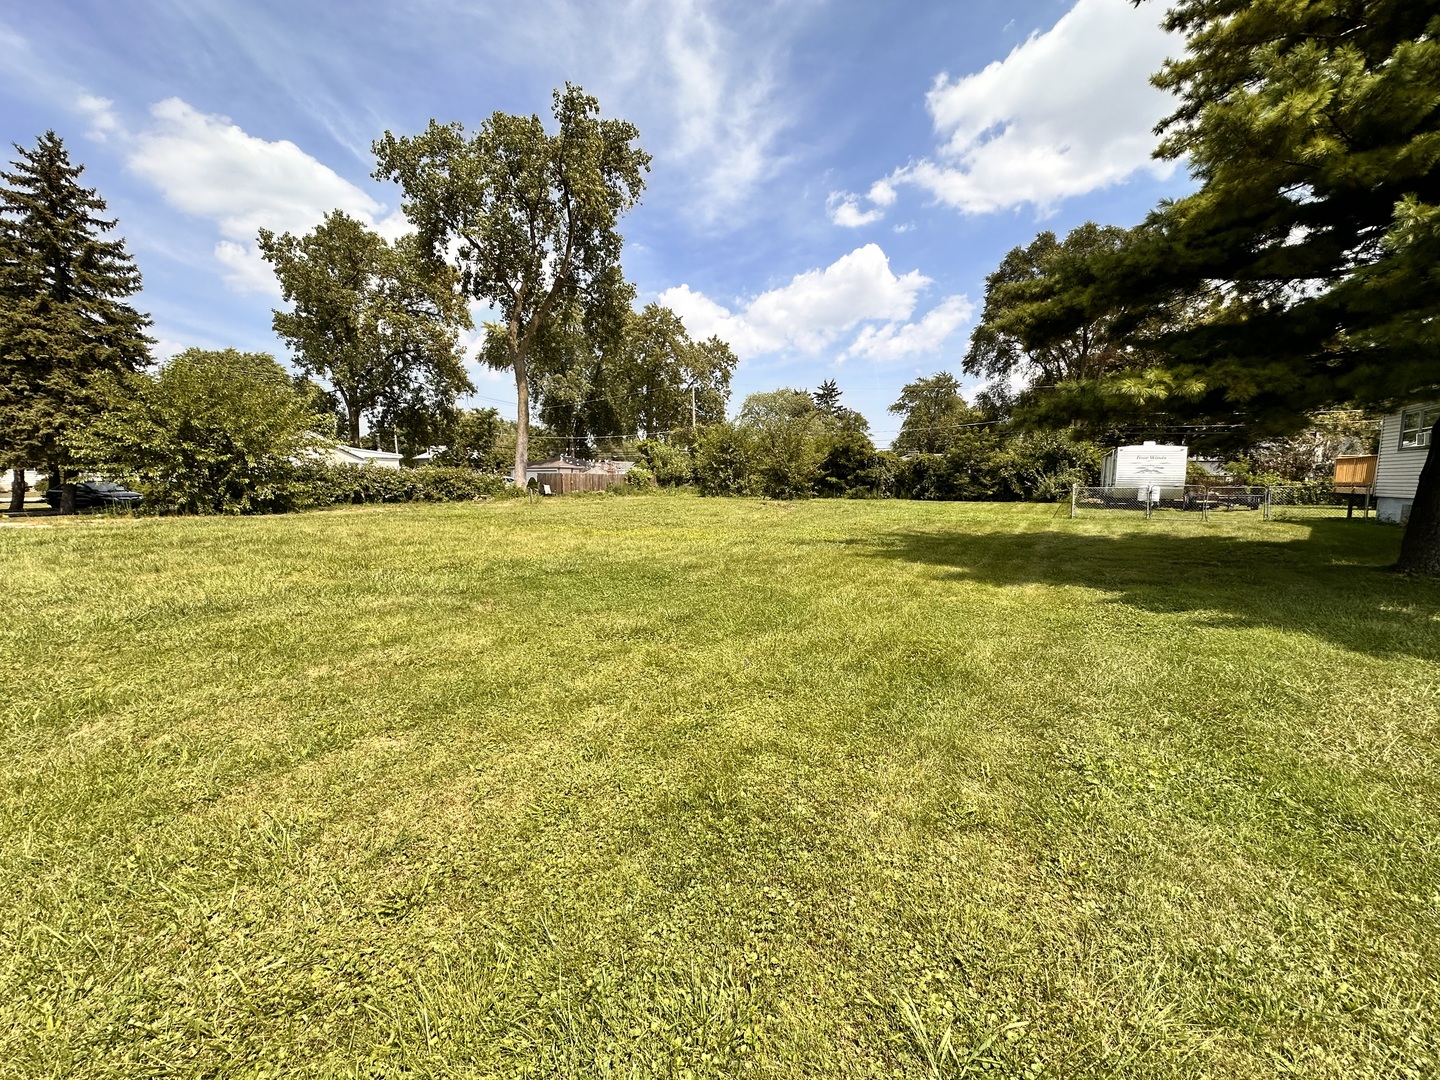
1374;405;1434;522
323;445;404;469
0;469;40;494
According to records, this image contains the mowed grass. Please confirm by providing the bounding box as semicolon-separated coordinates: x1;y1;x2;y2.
2;496;1438;1080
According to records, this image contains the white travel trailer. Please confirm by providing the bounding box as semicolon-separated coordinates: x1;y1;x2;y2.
1099;441;1189;501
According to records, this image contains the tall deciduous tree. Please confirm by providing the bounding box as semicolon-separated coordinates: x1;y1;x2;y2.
258;210;472;446
887;373;983;454
964;223;1158;390
0;132;151;512
373;85;651;485
615;304;735;437
1055;1;1440;570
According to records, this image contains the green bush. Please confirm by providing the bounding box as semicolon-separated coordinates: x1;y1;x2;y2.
895;432;1101;502
993;432;1103;501
79;349;329;515
693;423;759;497
636;440;692;486
414;466;511;502
278;463;511;511
625;464;657;489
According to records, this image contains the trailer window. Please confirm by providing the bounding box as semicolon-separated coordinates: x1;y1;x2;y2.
1400;405;1438;449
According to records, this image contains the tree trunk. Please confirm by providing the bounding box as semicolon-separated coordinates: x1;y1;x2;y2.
513;352;530;487
345;398;361;446
7;468;24;513
60;481;77;516
1394;413;1440;576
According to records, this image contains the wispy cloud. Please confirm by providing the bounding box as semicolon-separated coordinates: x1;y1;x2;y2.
477;0;797;225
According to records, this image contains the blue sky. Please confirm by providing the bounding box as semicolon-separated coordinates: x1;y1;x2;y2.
1;0;1197;446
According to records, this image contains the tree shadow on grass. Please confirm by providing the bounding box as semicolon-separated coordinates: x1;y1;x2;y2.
849;519;1440;662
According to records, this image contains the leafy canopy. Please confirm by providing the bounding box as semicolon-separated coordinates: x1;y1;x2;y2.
887;373;983;455
258;210;471;446
1059;0;1440;426
963;223;1158;392
508;301;736;452
373;85;651;483
80;349;327;515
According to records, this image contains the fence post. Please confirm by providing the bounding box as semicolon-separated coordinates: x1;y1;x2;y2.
1070;483;1077;520
1263;487;1272;521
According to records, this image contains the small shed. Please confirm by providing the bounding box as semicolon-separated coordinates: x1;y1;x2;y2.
1374;403;1436;523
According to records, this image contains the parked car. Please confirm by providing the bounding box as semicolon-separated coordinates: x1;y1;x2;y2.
44;481;144;510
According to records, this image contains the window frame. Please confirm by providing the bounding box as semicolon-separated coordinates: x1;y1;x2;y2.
1399;405;1439;450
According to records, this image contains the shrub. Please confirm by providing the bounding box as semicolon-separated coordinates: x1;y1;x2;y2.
79;349;328;515
815;429;880;498
993;432;1103;501
693;423;759;497
895;432;1101;502
414;466;510;502
268;463;511;513
636;440;692;486
625;464;656;489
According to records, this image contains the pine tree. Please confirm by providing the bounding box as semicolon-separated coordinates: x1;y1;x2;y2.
0;132;151;512
812;379;842;416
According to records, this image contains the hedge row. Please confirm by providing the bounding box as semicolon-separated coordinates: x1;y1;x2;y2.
641;427;1104;502
127;463;516;515
282;464;514;509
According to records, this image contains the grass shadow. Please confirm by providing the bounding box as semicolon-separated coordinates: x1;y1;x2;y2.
850;518;1440;662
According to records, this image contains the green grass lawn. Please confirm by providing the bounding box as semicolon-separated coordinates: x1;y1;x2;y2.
2;496;1437;1079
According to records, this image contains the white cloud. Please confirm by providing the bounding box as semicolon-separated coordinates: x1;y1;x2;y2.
890;0;1180;215
124;98;393;293
654;0;786;217
843;294;975;361
659;243;969;363
75;94;120;142
827;193;884;228
827;179;901;227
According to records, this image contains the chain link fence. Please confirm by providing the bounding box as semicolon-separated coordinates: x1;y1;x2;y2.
1070;484;1376;521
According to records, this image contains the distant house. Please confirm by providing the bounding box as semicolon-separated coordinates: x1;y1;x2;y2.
586;460;634;476
322;444;404;470
1375;402;1437;523
0;468;40;496
524;457;590;482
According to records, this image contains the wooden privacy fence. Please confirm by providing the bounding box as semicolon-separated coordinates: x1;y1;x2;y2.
532;471;624;495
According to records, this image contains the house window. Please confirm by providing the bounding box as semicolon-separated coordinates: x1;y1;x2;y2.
1400;405;1439;449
